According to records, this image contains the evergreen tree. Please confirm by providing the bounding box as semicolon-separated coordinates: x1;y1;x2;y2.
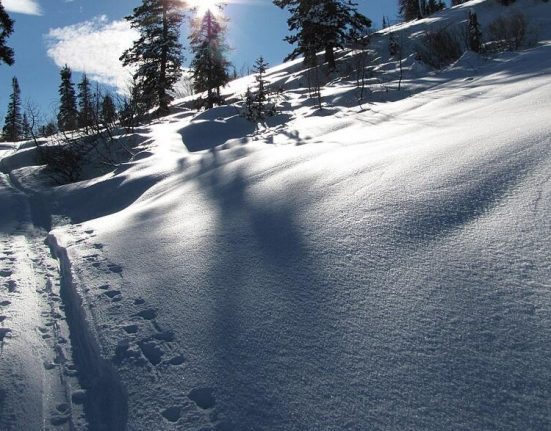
120;0;186;116
425;0;445;15
101;94;117;124
468;10;482;53
77;73;94;129
189;9;231;109
57;65;78;131
242;56;277;121
399;0;444;21
21;113;31;139
2;77;22;141
0;3;14;66
274;0;370;69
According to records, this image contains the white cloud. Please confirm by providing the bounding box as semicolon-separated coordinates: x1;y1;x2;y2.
46;16;138;94
3;0;42;15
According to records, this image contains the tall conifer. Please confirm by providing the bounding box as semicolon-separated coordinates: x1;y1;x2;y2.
189;9;231;109
57;65;78;131
2;77;22;141
274;0;370;70
77;73;94;129
0;3;14;66
120;0;187;116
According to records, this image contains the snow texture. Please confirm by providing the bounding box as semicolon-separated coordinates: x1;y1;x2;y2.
1;0;550;429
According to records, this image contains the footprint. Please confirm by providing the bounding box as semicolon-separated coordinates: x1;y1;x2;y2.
103;290;121;299
136;308;157;320
93;243;104;250
0;316;6;324
0;269;11;277
71;390;86;405
6;280;16;292
188;387;216;410
138;340;164;365
98;284;110;290
134;298;145;305
108;264;123;274
153;330;174;342
168;355;185;366
0;327;12;342
161;406;182;423
0;300;11;307
123;324;139;334
50;414;70;426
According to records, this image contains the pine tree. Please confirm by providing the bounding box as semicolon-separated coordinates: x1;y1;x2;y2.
101;94;117;125
0;3;14;66
77;73;94;129
274;0;371;69
120;0;186;116
21;113;31;139
399;0;444;21
57;65;78;131
242;56;277;121
189;9;231;109
468;10;482;53
425;0;445;15
2;77;22;141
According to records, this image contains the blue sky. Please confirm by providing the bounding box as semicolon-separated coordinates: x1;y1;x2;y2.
0;0;402;123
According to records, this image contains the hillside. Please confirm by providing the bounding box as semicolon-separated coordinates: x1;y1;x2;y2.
0;0;550;429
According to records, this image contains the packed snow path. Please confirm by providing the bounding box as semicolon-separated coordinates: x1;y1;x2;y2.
0;171;93;430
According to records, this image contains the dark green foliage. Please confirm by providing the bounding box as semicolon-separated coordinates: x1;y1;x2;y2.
101;94;117;125
242;56;277;121
120;0;186;116
2;77;22;141
40;122;58;138
399;0;444;21
77;73;94;129
468;10;482;52
189;9;231;109
274;0;371;69
0;3;14;66
425;0;445;15
57;65;79;131
399;0;421;21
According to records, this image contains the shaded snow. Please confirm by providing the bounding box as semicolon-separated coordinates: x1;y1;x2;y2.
1;0;551;429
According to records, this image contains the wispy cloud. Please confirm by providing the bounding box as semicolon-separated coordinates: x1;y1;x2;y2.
46;16;138;94
3;0;42;15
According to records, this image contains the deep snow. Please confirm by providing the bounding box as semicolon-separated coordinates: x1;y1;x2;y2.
1;0;551;429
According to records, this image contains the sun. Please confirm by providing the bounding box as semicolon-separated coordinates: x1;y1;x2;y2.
188;0;223;16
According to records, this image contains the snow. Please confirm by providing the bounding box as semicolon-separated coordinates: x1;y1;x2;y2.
1;0;551;429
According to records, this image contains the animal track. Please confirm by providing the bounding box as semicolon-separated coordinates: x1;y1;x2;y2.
161;406;182;423
168;355;185;366
0;327;12;342
0;300;11;307
136;308;157;320
138;340;164;365
188;388;216;410
0;269;11;277
103;290;121;299
123;324;139;334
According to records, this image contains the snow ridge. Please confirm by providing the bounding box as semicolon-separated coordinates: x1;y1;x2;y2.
47;232;128;430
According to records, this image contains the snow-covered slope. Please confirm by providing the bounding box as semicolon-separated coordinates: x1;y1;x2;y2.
1;1;551;429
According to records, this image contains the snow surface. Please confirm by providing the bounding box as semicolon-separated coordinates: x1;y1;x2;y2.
1;0;551;429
